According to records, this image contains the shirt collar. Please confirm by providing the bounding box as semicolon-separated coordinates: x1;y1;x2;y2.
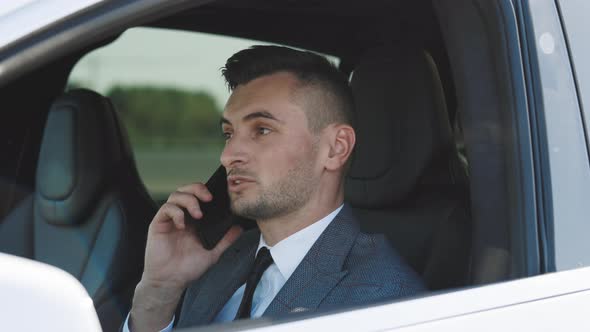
256;204;344;281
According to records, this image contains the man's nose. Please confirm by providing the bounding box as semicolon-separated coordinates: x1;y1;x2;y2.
220;138;248;168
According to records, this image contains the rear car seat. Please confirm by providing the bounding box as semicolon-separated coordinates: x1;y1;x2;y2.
0;89;156;331
345;47;471;290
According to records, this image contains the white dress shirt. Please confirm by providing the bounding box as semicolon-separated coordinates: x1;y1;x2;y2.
123;204;343;332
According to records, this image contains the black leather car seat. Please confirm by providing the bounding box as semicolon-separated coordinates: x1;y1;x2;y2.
0;89;156;331
345;47;471;290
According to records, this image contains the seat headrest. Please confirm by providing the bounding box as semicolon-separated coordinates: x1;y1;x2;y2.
345;46;453;208
35;89;126;225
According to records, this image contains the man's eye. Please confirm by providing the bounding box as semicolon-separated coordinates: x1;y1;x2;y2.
222;132;232;140
257;127;271;136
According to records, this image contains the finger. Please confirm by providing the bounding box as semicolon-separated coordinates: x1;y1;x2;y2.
153;203;186;230
167;191;203;219
211;225;243;257
177;183;213;203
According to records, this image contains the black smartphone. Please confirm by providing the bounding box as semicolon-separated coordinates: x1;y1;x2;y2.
184;166;250;250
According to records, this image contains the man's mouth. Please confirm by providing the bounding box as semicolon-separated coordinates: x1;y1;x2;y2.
227;175;256;192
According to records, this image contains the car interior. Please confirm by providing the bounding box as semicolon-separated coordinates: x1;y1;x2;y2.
0;0;536;331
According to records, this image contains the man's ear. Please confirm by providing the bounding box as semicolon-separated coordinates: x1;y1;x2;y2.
324;124;355;171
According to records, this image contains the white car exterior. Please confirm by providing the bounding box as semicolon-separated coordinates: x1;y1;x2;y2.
0;253;101;332
240;267;590;331
0;0;103;48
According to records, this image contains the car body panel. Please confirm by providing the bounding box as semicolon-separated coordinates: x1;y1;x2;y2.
0;253;101;332
0;0;104;48
523;0;590;271
205;267;590;332
391;290;590;331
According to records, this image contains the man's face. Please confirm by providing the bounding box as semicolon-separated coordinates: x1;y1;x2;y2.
220;72;321;220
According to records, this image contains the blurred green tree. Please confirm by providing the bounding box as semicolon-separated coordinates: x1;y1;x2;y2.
107;85;223;148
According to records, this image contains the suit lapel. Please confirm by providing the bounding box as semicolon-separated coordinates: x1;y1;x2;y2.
180;230;259;326
263;205;360;316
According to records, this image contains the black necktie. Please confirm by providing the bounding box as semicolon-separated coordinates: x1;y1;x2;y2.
234;247;274;320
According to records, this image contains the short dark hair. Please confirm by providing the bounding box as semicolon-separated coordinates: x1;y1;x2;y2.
222;45;354;133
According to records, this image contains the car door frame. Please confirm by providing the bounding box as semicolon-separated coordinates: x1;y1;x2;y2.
517;0;590;272
0;0;214;87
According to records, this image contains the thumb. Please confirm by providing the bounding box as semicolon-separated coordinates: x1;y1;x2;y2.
211;225;243;257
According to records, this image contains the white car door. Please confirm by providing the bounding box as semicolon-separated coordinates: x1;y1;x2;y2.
237;267;590;332
0;253;102;332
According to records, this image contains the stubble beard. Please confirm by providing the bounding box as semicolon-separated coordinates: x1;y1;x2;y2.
229;157;317;221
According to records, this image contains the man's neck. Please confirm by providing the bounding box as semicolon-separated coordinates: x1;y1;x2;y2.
256;197;343;247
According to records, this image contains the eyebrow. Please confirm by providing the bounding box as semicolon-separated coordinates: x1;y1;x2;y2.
220;110;282;126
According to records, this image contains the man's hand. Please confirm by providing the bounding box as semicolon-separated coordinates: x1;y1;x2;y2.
129;183;242;332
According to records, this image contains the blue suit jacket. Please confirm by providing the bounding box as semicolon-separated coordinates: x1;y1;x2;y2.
176;205;425;327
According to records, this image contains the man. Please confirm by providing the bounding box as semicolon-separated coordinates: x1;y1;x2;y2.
126;46;425;332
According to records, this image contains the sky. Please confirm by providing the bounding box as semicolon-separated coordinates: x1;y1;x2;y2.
69;27;274;110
